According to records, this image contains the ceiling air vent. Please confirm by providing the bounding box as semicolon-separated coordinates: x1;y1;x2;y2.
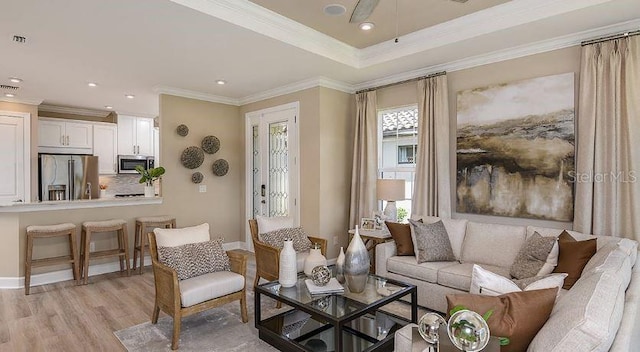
13;35;26;43
0;85;19;90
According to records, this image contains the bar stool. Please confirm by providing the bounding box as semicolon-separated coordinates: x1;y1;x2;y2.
133;216;176;274
25;223;79;295
80;219;130;284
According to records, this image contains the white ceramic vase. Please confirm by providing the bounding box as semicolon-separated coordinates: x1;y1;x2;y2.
144;185;155;197
279;239;297;288
336;246;346;284
344;226;370;293
304;244;327;276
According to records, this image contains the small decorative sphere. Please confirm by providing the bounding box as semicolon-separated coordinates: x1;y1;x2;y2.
311;265;331;286
212;159;229;176
191;172;203;184
176;124;189;136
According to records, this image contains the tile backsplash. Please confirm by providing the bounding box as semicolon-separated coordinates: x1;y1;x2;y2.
99;174;146;196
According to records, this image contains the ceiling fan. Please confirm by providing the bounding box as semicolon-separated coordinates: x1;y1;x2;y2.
349;0;469;23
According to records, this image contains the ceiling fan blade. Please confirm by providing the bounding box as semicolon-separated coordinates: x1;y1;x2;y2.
349;0;380;23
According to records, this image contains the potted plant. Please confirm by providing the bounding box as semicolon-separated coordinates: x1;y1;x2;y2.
135;165;166;197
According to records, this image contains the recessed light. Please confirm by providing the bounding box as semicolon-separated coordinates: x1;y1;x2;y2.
4;93;15;98
359;22;375;31
125;94;135;99
88;82;98;87
104;105;113;109
9;77;22;83
216;80;226;85
324;4;346;16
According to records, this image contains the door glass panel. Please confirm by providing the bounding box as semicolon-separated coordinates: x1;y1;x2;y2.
268;122;289;217
252;125;261;218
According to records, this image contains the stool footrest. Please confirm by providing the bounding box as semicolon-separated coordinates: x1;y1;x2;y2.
84;249;125;260
31;255;76;267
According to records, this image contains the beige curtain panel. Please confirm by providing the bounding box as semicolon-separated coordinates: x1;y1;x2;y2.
349;91;378;228
574;35;640;240
412;74;451;218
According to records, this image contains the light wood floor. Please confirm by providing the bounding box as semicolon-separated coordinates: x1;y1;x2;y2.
0;250;256;352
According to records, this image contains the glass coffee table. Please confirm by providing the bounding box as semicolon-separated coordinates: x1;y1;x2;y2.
255;271;417;352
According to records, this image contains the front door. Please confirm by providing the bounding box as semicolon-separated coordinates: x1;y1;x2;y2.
245;102;299;250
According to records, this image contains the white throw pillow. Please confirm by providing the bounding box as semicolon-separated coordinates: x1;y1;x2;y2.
256;215;294;234
154;223;210;247
470;264;567;296
537;240;559;276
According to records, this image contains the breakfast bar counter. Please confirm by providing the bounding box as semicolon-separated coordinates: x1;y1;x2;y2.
0;196;163;213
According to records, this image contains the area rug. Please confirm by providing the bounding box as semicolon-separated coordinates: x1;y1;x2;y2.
115;292;422;352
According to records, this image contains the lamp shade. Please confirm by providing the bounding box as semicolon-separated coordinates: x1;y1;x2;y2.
376;179;405;201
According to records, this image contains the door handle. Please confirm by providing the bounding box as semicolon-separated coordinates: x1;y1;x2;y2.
61;135;64;145
66;135;70;145
133;145;136;154
261;184;266;197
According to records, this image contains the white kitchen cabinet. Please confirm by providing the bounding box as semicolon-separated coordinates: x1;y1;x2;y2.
117;115;154;156
153;127;160;166
39;117;92;154
93;123;118;174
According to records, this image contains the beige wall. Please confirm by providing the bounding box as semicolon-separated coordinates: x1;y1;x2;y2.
240;87;355;259
376;46;582;228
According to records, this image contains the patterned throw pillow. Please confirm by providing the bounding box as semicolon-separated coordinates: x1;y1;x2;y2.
158;238;230;281
510;232;557;279
408;219;455;263
259;227;312;252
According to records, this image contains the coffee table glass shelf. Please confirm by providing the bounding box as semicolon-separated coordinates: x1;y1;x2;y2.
255;270;417;352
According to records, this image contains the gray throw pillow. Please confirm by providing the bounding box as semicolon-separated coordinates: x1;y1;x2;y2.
259;227;312;252
158;238;230;281
510;232;556;280
408;219;455;263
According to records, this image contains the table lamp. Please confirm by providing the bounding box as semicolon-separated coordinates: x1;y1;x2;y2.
376;179;405;222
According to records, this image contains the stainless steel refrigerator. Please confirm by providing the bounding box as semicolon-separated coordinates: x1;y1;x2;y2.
39;154;99;201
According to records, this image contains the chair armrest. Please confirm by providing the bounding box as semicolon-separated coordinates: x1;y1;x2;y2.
227;251;248;277
308;236;327;256
151;259;180;312
375;241;397;277
253;240;280;280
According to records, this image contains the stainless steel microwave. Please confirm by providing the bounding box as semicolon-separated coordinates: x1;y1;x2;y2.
117;155;154;174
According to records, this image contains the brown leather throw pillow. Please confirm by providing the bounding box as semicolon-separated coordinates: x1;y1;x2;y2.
446;288;558;352
385;221;415;256
552;230;596;289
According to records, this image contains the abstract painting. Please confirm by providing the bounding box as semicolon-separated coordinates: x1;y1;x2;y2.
456;73;575;221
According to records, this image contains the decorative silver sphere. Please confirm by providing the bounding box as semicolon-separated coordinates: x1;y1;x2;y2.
447;310;490;352
311;265;331;286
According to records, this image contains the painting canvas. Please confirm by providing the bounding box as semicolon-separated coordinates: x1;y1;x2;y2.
456;73;575;221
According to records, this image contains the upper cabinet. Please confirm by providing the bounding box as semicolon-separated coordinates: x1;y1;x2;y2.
117;115;153;156
93;123;118;174
39;117;93;154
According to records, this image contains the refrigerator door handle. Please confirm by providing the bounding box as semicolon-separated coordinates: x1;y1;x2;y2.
68;159;75;200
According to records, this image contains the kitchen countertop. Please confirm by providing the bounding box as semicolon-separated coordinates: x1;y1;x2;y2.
0;196;162;213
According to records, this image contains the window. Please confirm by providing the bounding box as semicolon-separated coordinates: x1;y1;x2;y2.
378;105;418;221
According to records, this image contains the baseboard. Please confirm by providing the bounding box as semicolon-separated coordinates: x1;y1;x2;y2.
0;241;247;289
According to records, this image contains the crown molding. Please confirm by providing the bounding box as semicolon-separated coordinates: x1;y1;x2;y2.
0;97;43;106
39;104;112;117
170;0;359;67
353;18;640;91
239;76;355;105
154;85;241;106
359;0;615;67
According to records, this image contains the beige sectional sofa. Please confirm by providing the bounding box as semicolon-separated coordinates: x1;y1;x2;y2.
376;216;640;351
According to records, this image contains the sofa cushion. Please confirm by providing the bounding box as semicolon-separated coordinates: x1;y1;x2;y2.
553;231;597;289
180;270;245;307
510;232;557;279
409;219;456;263
158;238;230;281
437;262;510;291
256;215;293;234
154;223;210;247
385;221;415;256
414;215;468;260
446;288;558;352
528;250;631;352
259;227;312;252
471;264;567;296
461;222;526;268
386;256;457;283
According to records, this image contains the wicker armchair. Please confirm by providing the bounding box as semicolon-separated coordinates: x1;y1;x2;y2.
148;232;248;350
249;219;327;288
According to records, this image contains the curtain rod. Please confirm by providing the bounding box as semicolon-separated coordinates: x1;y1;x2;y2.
581;29;639;46
355;71;446;94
